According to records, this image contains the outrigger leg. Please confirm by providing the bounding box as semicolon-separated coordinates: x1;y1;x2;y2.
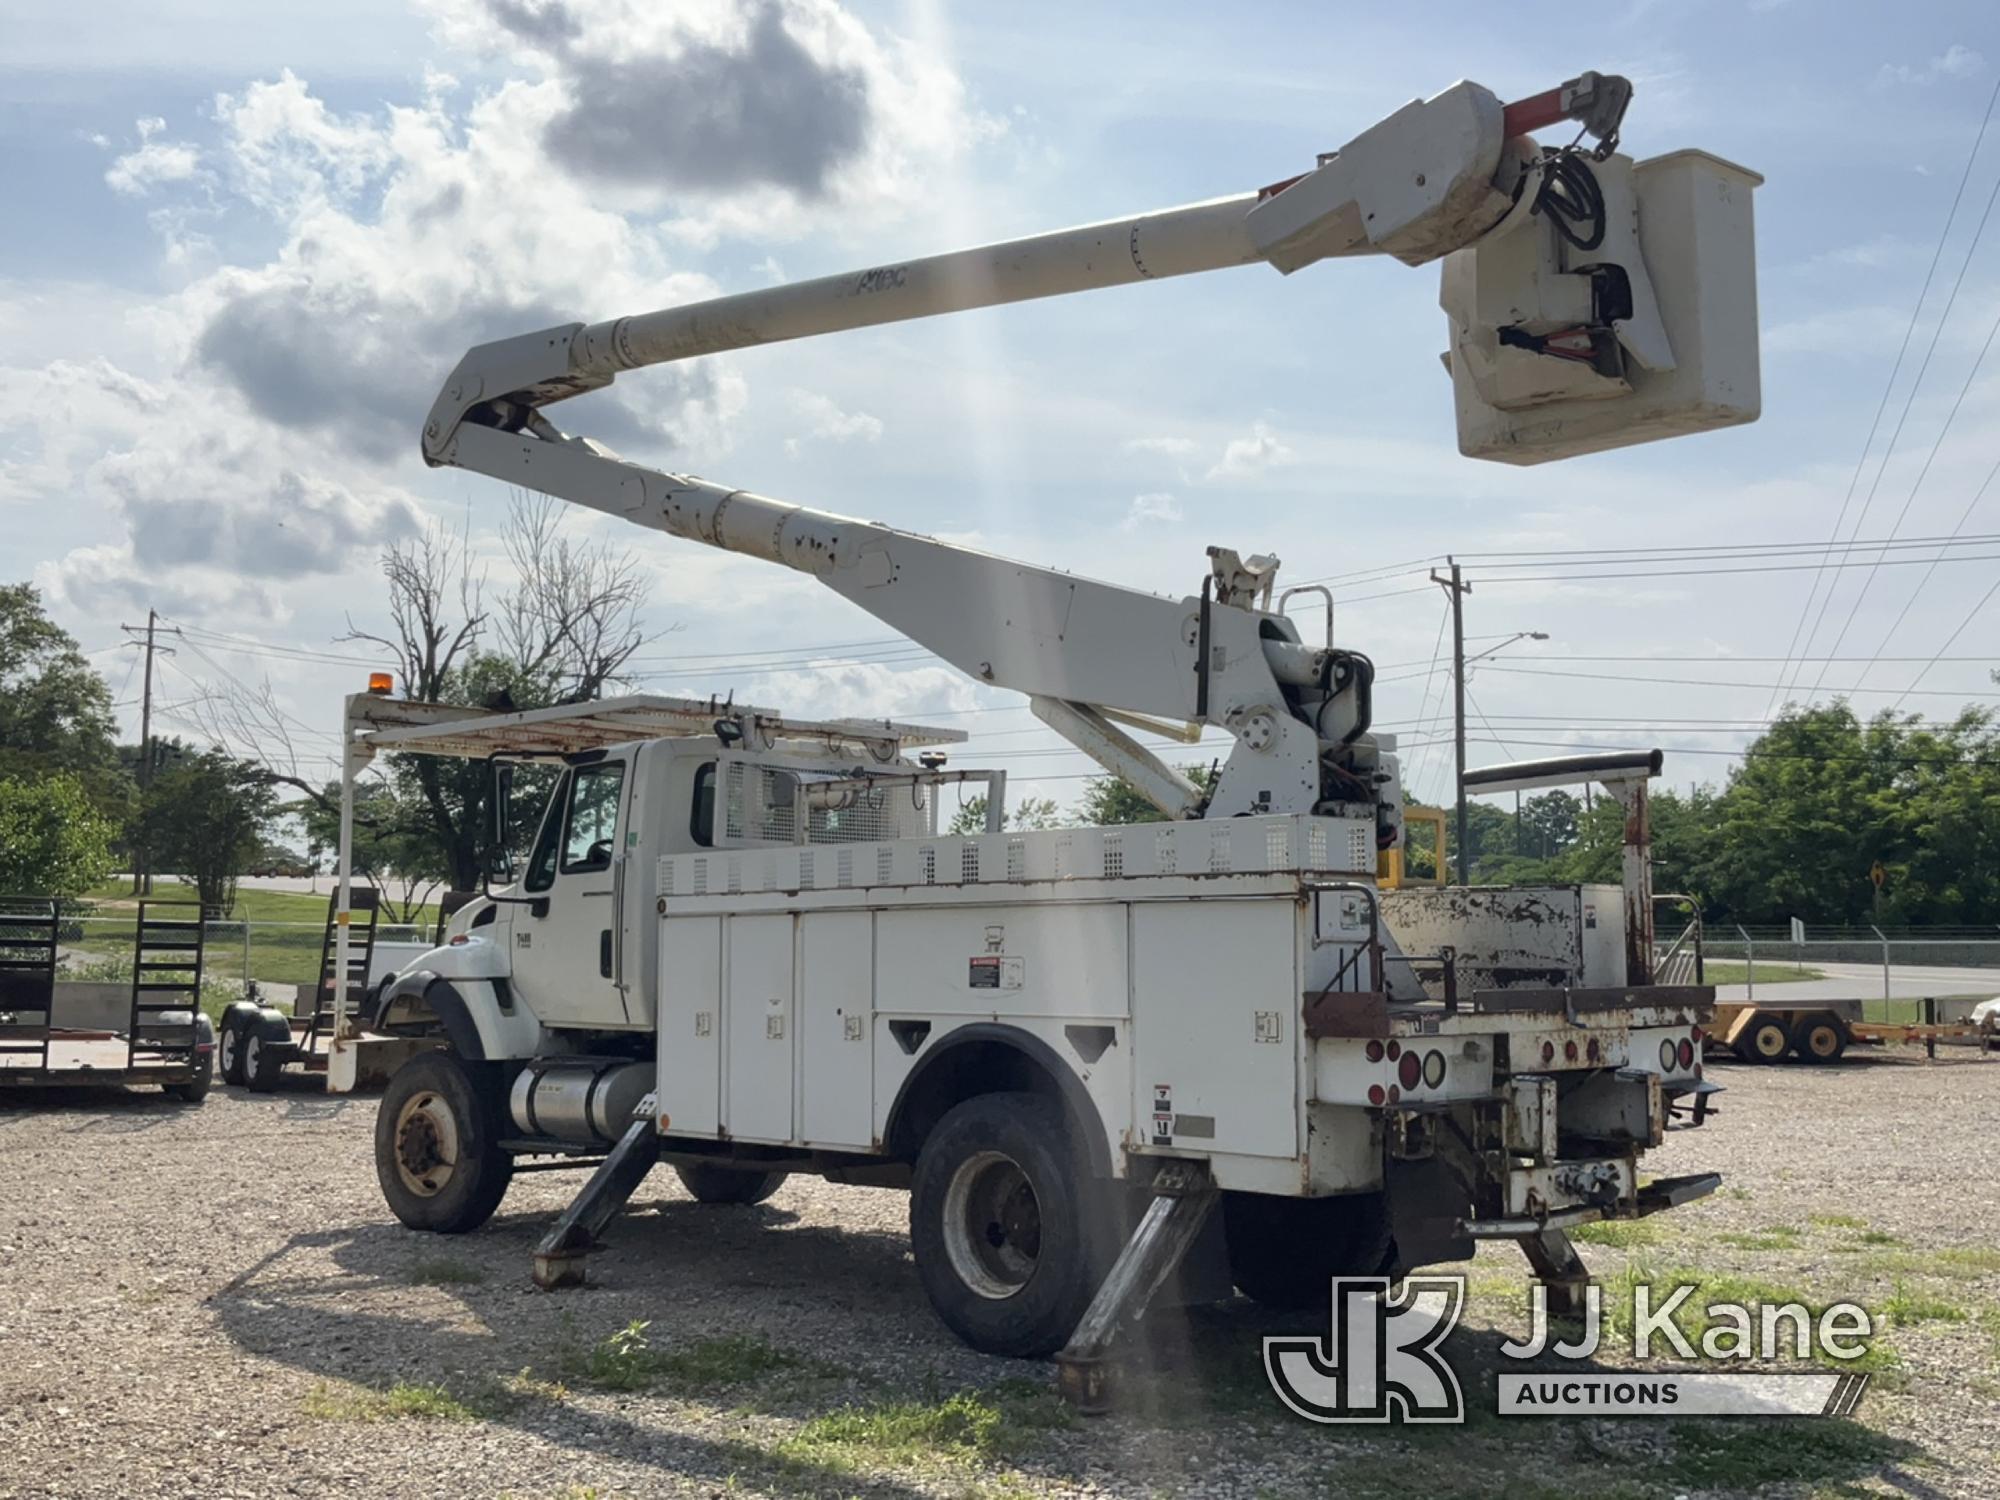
1054;1160;1219;1414
1517;1227;1591;1320
532;1111;660;1290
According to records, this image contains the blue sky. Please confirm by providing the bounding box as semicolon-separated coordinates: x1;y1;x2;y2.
5;0;1998;814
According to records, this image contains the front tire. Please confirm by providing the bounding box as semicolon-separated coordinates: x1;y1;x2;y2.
909;1092;1108;1358
1223;1190;1394;1309
675;1163;785;1205
374;1051;514;1234
1794;1012;1848;1064
217;1013;248;1086
1736;1012;1793;1065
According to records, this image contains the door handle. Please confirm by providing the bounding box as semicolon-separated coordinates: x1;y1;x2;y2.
599;929;613;978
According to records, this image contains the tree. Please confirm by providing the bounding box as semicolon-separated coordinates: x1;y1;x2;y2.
0;583;118;778
142;750;277;913
198;495;658;894
1075;765;1217;826
297;781;450;922
946;794;1063;836
0;773;115;904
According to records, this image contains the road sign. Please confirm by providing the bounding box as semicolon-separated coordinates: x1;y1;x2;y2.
1870;861;1886;890
1789;917;1805;945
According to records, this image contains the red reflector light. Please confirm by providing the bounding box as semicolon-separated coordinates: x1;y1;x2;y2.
1422;1049;1446;1088
1386;1040;1402;1061
448;934;470;946
1386;1085;1401;1103
1563;1039;1578;1063
1677;1039;1695;1070
1367;1083;1385;1106
1398;1051;1422;1090
1540;1040;1555;1064
1691;1025;1704;1043
1586;1038;1601;1063
1365;1040;1384;1063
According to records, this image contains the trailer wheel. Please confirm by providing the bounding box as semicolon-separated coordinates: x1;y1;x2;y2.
164;1016;215;1103
1736;1012;1793;1065
217;1015;247;1086
375;1051;514;1234
242;1017;290;1093
1223;1190;1394;1310
674;1163;786;1205
910;1092;1108;1358
1794;1012;1848;1064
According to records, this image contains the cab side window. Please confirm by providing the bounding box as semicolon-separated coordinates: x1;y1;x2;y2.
561;762;625;874
523;770;571;893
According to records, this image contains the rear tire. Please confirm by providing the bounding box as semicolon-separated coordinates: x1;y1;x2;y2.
1736;1012;1793;1065
909;1092;1108;1358
1794;1012;1848;1064
164;1016;215;1103
375;1051;514;1234
242;1020;289;1093
1224;1190;1394;1310
675;1163;786;1205
217;1016;246;1086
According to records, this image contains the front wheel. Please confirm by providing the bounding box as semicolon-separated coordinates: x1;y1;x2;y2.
909;1092;1109;1358
374;1052;514;1234
1793;1012;1848;1064
1736;1012;1793;1065
675;1163;786;1205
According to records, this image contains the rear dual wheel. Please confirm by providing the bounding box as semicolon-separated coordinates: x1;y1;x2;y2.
1793;1012;1848;1064
1736;1012;1793;1065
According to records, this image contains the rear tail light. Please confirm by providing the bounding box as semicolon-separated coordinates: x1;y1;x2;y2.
1398;1051;1422;1090
1365;1040;1384;1063
1586;1037;1601;1063
1659;1039;1677;1071
1563;1039;1579;1063
1691;1025;1704;1043
1367;1083;1386;1106
1677;1039;1695;1070
1422;1050;1446;1088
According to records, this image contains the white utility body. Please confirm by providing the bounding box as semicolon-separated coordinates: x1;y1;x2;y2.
320;73;1751;1394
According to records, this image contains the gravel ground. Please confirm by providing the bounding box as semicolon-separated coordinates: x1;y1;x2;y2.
2;1048;1997;1500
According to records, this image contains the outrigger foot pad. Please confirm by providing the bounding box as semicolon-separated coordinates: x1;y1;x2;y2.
1054;1159;1219;1415
530;1112;660;1290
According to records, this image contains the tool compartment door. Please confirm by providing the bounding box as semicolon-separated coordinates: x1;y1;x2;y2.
657;915;722;1136
1129;899;1299;1160
725;913;796;1144
799;911;874;1150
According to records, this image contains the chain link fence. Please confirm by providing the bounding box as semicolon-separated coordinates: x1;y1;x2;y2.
57;914;434;1013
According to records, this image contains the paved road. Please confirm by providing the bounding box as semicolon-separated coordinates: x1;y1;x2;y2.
1715;959;1999;1005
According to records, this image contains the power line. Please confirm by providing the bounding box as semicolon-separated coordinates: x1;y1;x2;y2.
1771;70;2000;712
1891;572;2000;711
1477;664;2000;699
1849;454;2000;691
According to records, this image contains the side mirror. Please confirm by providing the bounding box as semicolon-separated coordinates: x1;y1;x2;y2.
488;762;516;882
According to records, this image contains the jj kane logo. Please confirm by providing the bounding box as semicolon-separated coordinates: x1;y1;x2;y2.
1265;1277;1876;1424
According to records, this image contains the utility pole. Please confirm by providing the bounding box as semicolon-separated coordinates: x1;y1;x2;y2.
120;610;170;896
1430;560;1471;884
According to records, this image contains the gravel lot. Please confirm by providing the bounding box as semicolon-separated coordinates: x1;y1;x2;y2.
3;1049;1997;1500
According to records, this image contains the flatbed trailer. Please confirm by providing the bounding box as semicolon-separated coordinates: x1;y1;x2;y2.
0;898;215;1100
1709;998;1996;1064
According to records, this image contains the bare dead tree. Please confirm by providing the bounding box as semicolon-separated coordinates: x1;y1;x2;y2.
339;514;488;701
495;493;652;699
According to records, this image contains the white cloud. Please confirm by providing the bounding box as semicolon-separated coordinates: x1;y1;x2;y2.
1125;436;1197;459
16;0;989;621
1205;421;1295;481
784;388;883;455
1123;491;1182;528
1875;44;1984;87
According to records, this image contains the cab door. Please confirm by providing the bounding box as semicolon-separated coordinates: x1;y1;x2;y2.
509;757;636;1028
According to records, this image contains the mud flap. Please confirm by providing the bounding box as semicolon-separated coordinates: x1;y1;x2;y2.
1385;1157;1473;1272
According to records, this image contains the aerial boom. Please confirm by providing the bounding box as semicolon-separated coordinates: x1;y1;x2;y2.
420;70;1761;829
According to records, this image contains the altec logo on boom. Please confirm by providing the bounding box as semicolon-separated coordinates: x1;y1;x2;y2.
1265;1278;1876;1423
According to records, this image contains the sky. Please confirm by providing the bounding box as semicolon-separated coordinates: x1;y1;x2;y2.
5;0;1999;824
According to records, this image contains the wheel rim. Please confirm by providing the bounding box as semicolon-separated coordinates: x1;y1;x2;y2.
1754;1023;1788;1059
394;1090;462;1198
941;1149;1042;1300
245;1034;261;1075
1807;1024;1840;1059
220;1027;239;1075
